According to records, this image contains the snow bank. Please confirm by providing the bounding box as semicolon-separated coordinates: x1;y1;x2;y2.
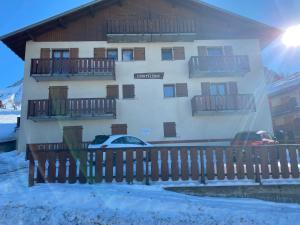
0;151;300;225
0;111;20;142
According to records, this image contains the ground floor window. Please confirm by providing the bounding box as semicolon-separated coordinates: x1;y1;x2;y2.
163;122;176;137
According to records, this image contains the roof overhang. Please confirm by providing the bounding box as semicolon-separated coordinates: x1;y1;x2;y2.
0;0;282;60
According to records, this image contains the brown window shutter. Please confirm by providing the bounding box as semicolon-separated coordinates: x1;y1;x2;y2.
123;85;135;99
94;48;106;58
201;82;211;96
176;83;188;97
40;48;50;59
227;82;238;95
224;46;233;56
173;47;185;60
106;85;119;98
134;48;145;61
198;46;207;56
111;124;127;135
164;122;176;138
49;86;68;99
70;48;79;58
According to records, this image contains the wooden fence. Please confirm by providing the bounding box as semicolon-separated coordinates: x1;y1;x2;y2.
26;145;300;187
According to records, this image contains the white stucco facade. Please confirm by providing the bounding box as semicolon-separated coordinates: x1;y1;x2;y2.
17;39;273;150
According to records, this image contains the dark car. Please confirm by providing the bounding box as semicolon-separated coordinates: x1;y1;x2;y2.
231;131;277;146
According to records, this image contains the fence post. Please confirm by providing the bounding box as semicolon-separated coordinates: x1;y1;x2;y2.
27;146;35;187
145;148;150;185
200;147;206;184
254;147;261;184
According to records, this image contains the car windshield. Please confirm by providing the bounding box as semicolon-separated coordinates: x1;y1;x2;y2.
235;132;261;141
92;135;109;144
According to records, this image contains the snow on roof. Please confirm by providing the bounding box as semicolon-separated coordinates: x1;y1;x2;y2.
267;72;300;96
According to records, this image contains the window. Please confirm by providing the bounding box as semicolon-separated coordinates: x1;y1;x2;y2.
162;48;173;60
206;47;224;56
112;137;127;144
106;85;119;98
163;83;188;98
122;49;134;61
111;124;127;135
123;85;135;99
210;83;227;96
163;122;176;138
52;49;70;59
107;49;118;60
161;47;185;60
164;84;175;98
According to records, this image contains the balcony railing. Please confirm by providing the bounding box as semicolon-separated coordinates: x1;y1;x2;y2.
106;18;196;34
191;95;256;116
28;98;116;121
106;17;197;42
30;58;115;81
189;56;250;77
271;97;298;117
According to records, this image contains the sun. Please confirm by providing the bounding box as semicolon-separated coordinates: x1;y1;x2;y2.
282;25;300;47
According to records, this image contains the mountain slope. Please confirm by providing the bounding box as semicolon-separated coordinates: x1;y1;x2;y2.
0;79;23;110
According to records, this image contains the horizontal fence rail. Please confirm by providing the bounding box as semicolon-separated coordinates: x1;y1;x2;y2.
27;98;116;119
191;95;256;114
106;18;196;34
189;56;250;75
30;58;115;78
26;145;300;186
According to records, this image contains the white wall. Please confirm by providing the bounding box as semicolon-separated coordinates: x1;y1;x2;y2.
18;39;273;150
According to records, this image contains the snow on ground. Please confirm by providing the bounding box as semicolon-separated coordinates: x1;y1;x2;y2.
0;151;300;225
0;111;19;142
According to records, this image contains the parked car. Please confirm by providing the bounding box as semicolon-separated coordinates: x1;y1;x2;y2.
231;131;277;146
88;135;152;149
88;135;152;161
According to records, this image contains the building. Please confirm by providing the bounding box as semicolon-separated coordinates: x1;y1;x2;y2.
268;73;300;143
0;0;280;151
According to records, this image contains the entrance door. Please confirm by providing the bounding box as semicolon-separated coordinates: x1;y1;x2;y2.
52;49;70;74
63;126;83;150
49;86;68;116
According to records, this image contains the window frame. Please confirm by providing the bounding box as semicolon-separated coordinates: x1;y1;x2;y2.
163;84;176;98
209;83;227;96
122;49;134;61
161;48;173;61
107;48;118;61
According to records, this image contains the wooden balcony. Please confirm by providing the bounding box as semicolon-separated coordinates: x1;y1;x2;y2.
189;56;250;78
30;58;115;81
106;18;197;43
191;95;256;116
271;97;299;117
28;98;116;121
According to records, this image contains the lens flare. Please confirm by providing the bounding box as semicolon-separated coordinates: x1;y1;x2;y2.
282;25;300;47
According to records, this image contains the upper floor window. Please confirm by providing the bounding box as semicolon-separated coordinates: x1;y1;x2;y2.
52;49;70;59
164;84;175;97
161;47;185;61
210;83;227;96
122;49;134;61
162;48;173;61
163;83;188;98
107;49;118;60
206;47;223;56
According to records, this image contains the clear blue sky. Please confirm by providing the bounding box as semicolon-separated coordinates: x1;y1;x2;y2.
1;0;300;88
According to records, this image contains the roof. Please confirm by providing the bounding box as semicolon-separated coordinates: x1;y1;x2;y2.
1;0;282;60
268;72;300;96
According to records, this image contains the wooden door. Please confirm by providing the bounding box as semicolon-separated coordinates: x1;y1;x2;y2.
63;126;83;150
52;49;70;74
49;86;68;116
